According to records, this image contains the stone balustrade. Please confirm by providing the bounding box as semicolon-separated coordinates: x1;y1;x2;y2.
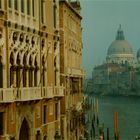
0;86;64;103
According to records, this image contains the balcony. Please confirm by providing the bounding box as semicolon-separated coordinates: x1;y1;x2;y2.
17;87;42;101
67;68;85;77
0;87;42;103
0;88;15;102
54;86;64;97
43;86;54;99
0;85;64;103
43;86;64;98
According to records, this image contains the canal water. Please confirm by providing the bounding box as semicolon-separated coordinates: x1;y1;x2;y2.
90;95;140;140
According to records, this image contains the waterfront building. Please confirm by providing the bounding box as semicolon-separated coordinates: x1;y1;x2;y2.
0;1;64;140
92;26;140;95
59;0;84;140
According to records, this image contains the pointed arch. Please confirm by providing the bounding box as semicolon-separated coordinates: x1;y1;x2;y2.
10;52;15;86
23;54;27;87
16;53;21;87
29;55;33;87
42;55;46;86
19;118;30;140
34;56;38;87
10;52;15;65
0;55;3;88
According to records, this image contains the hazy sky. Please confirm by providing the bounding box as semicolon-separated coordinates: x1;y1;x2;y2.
80;0;140;78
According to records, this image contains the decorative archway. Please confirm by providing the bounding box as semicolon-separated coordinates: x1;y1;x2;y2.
19;118;30;140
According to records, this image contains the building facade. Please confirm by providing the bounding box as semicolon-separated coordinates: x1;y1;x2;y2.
0;0;64;140
92;26;140;96
59;1;84;140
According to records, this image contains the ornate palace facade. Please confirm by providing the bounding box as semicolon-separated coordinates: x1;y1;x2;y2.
0;0;63;140
0;0;84;140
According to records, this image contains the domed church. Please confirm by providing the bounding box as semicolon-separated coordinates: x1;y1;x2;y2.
92;25;140;96
106;25;134;65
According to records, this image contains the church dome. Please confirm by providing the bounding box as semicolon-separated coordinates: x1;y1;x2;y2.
107;40;133;55
106;25;134;65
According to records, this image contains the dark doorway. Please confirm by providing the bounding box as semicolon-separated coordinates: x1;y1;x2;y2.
0;56;3;88
19;119;30;140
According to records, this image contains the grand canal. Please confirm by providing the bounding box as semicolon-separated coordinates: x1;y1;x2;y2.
86;95;140;140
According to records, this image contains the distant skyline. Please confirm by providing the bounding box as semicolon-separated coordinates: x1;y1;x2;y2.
80;0;140;78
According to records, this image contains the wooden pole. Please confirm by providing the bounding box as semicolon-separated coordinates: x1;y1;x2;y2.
114;112;119;140
107;128;109;140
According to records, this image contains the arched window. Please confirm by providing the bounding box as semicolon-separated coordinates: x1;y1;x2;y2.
9;0;12;8
19;119;30;140
0;56;3;88
10;53;14;86
23;55;27;87
27;0;30;15
53;5;57;28
36;130;41;140
32;0;35;17
16;54;20;87
0;0;2;9
34;57;38;87
21;0;24;13
43;135;47;140
14;0;18;10
41;0;46;24
42;56;45;86
29;56;33;87
54;58;57;86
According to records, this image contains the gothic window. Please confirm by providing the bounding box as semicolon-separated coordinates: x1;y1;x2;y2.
14;0;18;10
9;0;12;8
23;55;27;87
41;0;45;24
21;0;24;13
41;39;45;50
27;0;30;15
29;56;33;87
53;5;57;28
55;103;58;120
43;136;47;140
32;0;35;17
31;37;35;47
0;56;3;88
16;54;20;87
34;57;38;87
54;58;57;86
13;32;17;43
0;112;3;135
42;56;45;86
10;53;14;86
36;131;41;140
43;105;47;124
19;34;24;42
0;0;1;9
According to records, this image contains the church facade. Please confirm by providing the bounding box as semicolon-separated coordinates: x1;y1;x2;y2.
92;26;140;96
